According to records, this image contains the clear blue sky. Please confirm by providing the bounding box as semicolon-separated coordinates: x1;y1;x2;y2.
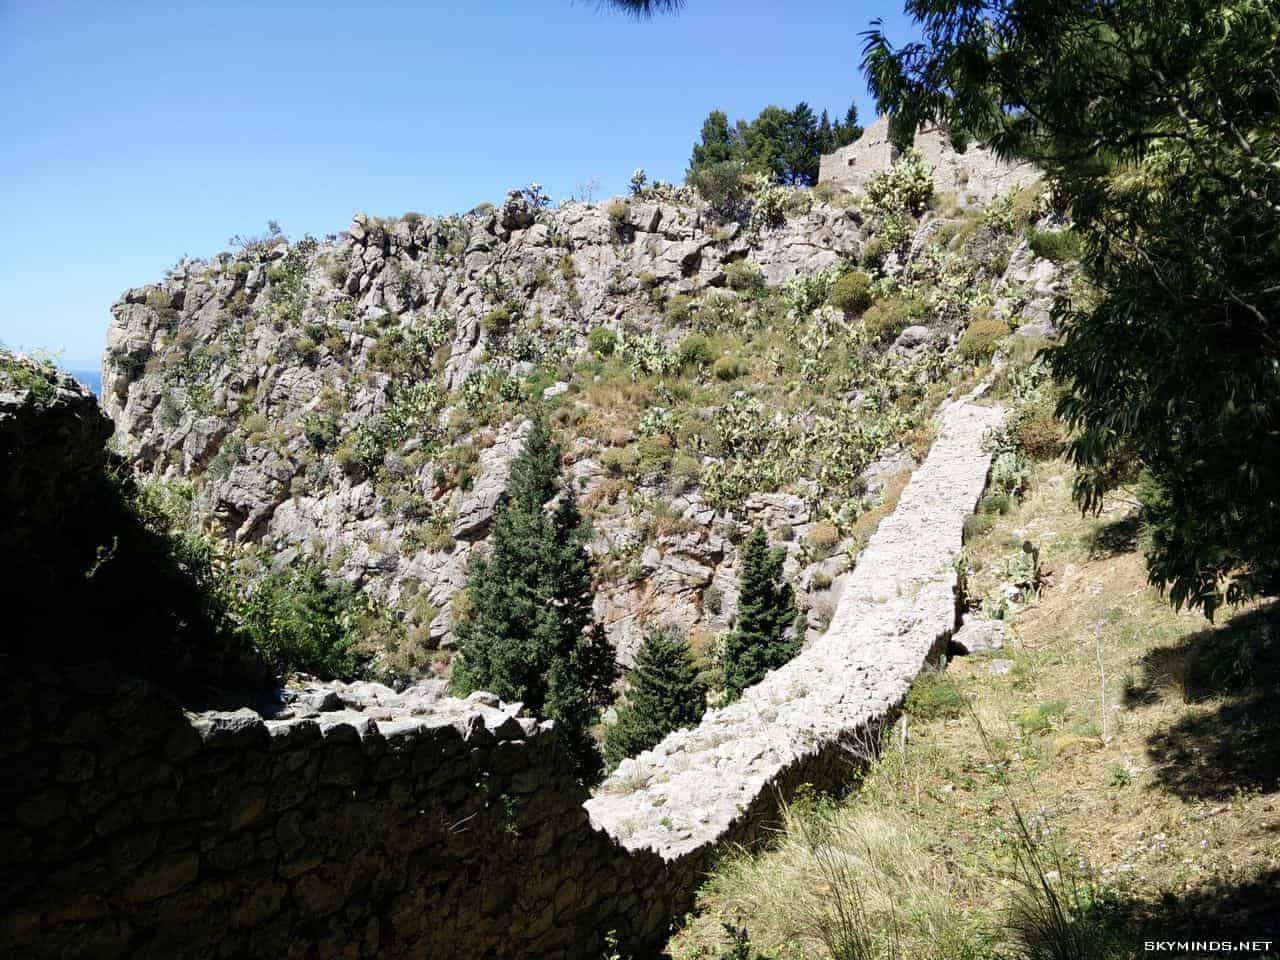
0;0;917;368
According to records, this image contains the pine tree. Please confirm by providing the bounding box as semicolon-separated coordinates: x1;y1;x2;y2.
833;101;863;148
785;101;820;185
452;412;618;777
723;527;798;699
688;109;739;174
740;105;791;182
817;109;835;156
603;627;707;770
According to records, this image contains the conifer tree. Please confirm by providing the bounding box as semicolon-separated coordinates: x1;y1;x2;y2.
785;101;820;185
817;109;835;156
833;101;863;148
452;412;617;776
723;527;798;699
688;109;739;174
603;627;707;770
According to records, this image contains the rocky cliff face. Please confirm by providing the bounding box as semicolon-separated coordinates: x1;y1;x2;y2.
102;178;1062;680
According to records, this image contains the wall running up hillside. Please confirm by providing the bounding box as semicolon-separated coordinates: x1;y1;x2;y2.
3;376;1001;959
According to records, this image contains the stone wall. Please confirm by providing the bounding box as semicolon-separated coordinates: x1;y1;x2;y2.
2;375;1001;959
819;116;1039;203
0;670;682;960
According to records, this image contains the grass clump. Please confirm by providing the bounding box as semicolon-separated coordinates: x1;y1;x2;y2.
903;667;966;720
1027;227;1082;263
959;314;1009;361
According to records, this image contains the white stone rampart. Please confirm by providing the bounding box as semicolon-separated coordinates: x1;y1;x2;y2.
586;390;1004;858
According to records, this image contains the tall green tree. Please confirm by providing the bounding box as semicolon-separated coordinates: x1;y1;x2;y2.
817;109;835;156
784;101;821;185
452;412;618;775
723;527;798;698
740;105;793;182
864;0;1280;618
688;109;740;175
833;101;863;148
603;626;707;770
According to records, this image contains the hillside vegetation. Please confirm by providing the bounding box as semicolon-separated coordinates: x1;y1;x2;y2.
665;404;1280;959
102;160;1064;690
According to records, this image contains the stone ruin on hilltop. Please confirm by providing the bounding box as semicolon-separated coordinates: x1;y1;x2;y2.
819;115;1039;203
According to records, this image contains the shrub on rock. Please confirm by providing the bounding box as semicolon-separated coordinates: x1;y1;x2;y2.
829;270;873;315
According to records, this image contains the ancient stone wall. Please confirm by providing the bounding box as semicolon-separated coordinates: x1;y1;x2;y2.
2;374;1001;959
0;670;682;960
819;116;1039;203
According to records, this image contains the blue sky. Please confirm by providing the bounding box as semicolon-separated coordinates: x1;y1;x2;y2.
0;0;917;368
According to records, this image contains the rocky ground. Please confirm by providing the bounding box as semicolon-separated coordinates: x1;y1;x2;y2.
101;173;1066;682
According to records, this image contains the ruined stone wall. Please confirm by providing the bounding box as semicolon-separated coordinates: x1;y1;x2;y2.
2;370;1002;960
819;116;1039;203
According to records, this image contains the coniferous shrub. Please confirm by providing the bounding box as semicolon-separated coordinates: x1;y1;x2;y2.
604;627;707;769
451;412;618;777
723;527;799;698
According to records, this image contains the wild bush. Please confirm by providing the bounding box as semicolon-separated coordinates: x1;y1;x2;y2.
724;259;765;294
678;332;716;369
237;562;362;681
712;355;748;381
829;269;873;315
861;294;927;341
958;315;1009;361
587;327;617;358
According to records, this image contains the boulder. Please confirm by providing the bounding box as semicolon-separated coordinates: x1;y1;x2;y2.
951;618;1006;656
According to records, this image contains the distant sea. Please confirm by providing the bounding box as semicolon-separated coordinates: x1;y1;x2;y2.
67;368;101;396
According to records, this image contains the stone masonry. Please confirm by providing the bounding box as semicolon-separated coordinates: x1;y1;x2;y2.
819;115;1040;203
2;377;1001;959
585;390;1004;856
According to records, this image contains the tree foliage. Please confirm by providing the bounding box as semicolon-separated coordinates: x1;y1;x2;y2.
603;626;707;769
687;100;863;189
239;562;363;681
723;527;798;698
451;412;618;775
864;0;1280;617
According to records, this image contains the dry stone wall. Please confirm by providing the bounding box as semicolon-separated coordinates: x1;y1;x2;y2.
2;380;1001;959
0;670;682;960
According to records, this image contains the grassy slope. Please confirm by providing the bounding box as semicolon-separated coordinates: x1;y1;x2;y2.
665;457;1280;959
